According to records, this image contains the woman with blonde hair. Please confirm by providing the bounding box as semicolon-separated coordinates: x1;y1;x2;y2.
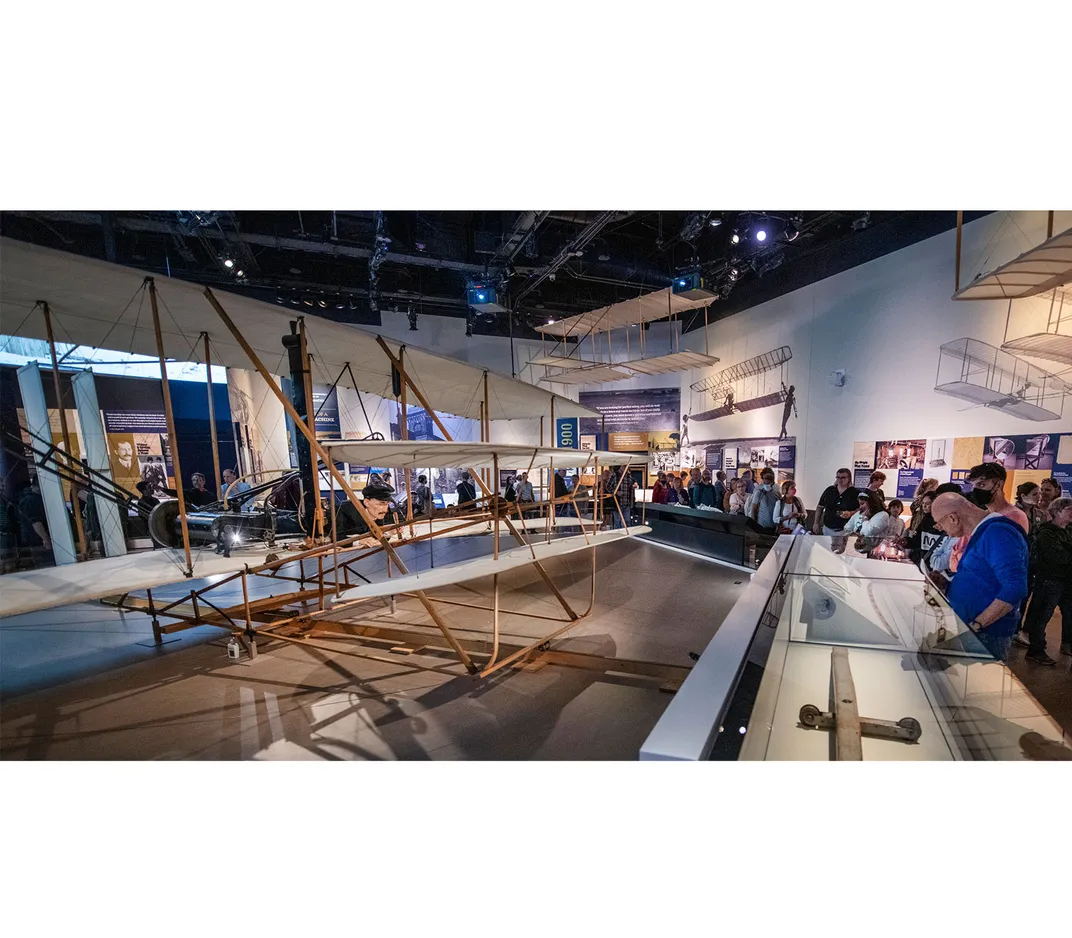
910;478;940;530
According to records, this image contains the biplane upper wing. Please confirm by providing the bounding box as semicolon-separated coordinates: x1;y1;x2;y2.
0;548;276;618
320;440;649;470
0;237;598;421
333;526;651;602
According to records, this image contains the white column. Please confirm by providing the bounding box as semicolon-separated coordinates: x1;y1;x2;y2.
71;370;127;558
16;363;77;565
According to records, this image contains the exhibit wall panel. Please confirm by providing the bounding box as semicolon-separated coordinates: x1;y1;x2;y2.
679;211;1072;503
225;367;290;483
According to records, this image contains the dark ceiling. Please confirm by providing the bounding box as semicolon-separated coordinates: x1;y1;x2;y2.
0;210;987;341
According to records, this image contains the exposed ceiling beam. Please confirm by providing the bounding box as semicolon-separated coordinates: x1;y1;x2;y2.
513;210;622;303
487;210;549;267
12;212;490;275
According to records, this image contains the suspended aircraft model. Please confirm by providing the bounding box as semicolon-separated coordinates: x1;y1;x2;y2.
0;240;687;687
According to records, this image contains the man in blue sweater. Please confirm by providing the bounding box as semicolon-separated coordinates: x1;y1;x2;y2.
931;492;1029;661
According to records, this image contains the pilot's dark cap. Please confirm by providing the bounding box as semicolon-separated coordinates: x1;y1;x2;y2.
362;483;395;501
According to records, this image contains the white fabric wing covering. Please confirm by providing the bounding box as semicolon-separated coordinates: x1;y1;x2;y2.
0;238;598;420
953;228;1072;300
322;439;650;470
536;287;713;337
0;548;276;618
334;526;651;601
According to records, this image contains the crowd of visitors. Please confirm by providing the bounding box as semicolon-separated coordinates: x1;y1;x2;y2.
10;447;1068;671
643;461;1071;667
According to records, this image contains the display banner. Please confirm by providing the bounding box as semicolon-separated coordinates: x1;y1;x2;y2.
555;416;580;449
101;408;173;494
686;436;796;483
608;431;648;452
578;387;680;435
852;439;926;497
311;386;341;437
925;437;954;485
852;441;876;471
875;439;927;498
406;408;435;441
1055;435;1072;496
845;433;1072;500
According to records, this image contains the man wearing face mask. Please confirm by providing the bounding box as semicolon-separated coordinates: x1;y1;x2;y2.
965;462;1029;534
747;468;780;536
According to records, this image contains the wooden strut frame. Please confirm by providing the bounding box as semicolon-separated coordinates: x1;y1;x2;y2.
204;286;478;673
96;288;679;690
203;332;223;501
148;279;194;575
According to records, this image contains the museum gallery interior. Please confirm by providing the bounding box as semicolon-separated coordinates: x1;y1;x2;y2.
2;209;1072;762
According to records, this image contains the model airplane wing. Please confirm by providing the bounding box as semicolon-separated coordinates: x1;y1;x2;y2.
333;526;650;602
320;439;648;470
0;547;278;618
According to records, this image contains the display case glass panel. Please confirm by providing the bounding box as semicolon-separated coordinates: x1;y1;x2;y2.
642;535;1072;761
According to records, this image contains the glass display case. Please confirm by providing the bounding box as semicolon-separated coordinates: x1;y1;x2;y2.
640;536;1072;761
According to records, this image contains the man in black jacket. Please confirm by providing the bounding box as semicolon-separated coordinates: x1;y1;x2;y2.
334;481;395;545
455;471;477;509
1020;497;1072;665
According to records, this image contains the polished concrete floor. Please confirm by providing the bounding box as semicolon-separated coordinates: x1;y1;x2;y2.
1007;612;1072;732
0;537;748;760
3;537;1068;760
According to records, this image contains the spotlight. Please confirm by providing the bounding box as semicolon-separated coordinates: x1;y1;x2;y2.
303;298;314;307
223;258;235;268
477;293;486;301
784;219;800;242
317;299;328;308
290;297;301;306
755;230;767;243
598;253;610;261
730;232;740;245
547;317;555;325
348;300;358;310
335;301;346;310
235;269;244;277
678;278;687;287
275;295;285;304
709;217;723;228
728;268;739;281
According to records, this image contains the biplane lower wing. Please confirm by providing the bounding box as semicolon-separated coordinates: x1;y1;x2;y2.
0;548;276;618
334;526;650;602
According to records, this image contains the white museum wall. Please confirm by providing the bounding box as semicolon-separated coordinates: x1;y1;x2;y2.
670;210;1072;502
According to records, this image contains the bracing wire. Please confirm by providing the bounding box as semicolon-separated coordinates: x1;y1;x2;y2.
0;302;42;353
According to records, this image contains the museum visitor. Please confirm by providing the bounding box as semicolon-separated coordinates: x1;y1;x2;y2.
813;468;859;536
930;492;1029;662
773;480;806;535
1018;496;1072;666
